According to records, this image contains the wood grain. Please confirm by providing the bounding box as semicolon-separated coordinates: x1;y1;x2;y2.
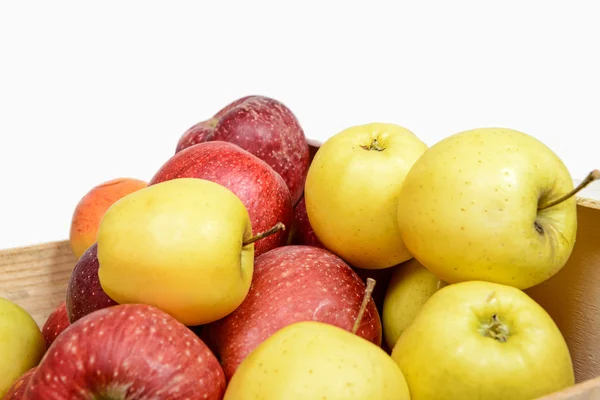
537;375;600;400
527;200;600;384
0;240;77;328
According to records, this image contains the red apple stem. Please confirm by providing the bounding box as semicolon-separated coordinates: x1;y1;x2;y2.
352;278;376;334
538;169;600;211
243;222;286;247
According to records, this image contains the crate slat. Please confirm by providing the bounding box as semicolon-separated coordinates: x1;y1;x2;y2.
0;240;77;328
538;375;600;399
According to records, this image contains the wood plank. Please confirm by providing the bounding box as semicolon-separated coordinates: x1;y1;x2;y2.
526;202;600;384
537;376;600;399
0;240;77;328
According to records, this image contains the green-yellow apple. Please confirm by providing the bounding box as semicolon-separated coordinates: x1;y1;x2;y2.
382;258;446;350
397;127;580;289
223;320;410;400
97;177;282;326
391;280;574;400
304;122;428;270
0;297;46;398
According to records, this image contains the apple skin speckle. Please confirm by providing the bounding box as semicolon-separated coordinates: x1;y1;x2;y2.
202;245;382;381
149;140;293;257
175;95;310;205
41;301;70;349
65;242;118;324
23;304;226;400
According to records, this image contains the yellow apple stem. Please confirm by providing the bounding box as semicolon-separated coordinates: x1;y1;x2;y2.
538;169;600;211
360;138;385;151
481;314;509;343
243;222;286;247
352;277;376;334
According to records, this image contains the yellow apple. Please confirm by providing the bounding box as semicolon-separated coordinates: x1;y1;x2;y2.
97;177;255;326
304;122;428;270
382;258;446;350
0;297;46;398
224;320;410;400
397;127;577;289
391;280;574;400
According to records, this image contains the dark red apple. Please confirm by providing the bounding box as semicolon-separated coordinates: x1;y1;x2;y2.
289;195;324;248
3;368;35;399
179;96;255;145
65;242;118;323
201;245;382;380
41;301;69;349
23;304;226;400
175;95;310;204
150;140;293;257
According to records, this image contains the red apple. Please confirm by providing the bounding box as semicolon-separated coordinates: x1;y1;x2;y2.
65;242;118;323
175;95;310;204
289;195;325;248
41;301;69;349
3;368;35;400
150;140;293;257
201;245;382;380
23;304;226;399
179;96;255;145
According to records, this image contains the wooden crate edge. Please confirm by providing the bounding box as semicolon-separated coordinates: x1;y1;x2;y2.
0;239;77;328
538;375;600;399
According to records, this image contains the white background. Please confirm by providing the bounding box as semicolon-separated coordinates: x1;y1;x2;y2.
1;1;599;250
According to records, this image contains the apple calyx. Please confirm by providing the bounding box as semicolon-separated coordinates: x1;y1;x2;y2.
360;138;385;151
538;169;600;211
243;222;286;247
352;277;376;334
480;314;509;343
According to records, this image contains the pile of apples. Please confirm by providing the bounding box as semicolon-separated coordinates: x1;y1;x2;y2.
2;94;599;400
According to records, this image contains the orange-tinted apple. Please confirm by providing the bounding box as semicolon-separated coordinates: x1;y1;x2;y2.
69;178;147;259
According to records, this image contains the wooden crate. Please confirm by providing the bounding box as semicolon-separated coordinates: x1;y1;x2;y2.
1;141;599;399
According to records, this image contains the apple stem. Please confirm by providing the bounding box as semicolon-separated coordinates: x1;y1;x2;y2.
538;169;600;211
352;277;376;334
243;222;286;247
360;138;385;151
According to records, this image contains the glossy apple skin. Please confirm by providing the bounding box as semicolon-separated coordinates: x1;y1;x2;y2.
3;368;35;400
175;95;309;204
202;245;382;380
41;302;70;349
65;242;118;324
288;196;324;248
96;178;255;327
23;304;226;400
0;298;46;399
223;321;410;400
390;280;574;399
150;140;293;257
381;258;446;352
304;122;429;270
396;127;577;290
